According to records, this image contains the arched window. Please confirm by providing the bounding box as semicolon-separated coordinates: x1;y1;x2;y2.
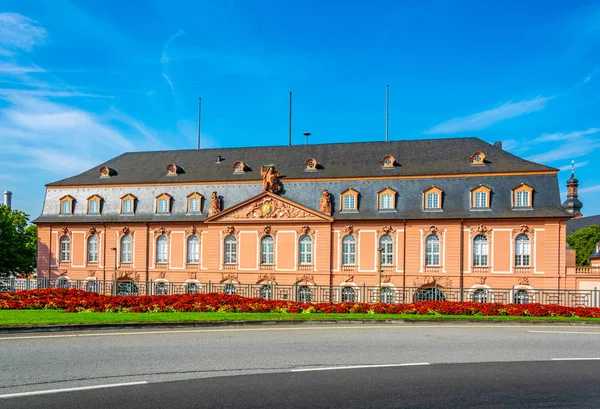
425;235;440;266
514;234;530;266
85;280;97;292
155;281;168;295
473;235;488;266
87;236;98;263
120;235;132;263
223;283;236;295
298;286;312;303
380;287;395;304
299;235;312;265
472;288;489;303
380;235;393;265
261;236;274;264
56;276;70;288
514;289;530;304
341;286;356;303
59;236;70;262
224;236;236;264
342;235;356;265
156;235;168;263
187;236;199;263
414;287;446;302
260;284;272;300
186;282;199;294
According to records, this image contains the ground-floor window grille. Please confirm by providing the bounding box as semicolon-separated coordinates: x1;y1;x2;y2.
117;281;138;296
186;283;199;294
155;282;168;295
341;286;356;302
414;287;446;302
298;286;312;303
472;288;489;303
513;289;530;304
260;284;272;300
224;283;236;295
380;287;395;304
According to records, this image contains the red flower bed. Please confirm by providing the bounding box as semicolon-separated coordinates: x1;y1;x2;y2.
1;289;599;318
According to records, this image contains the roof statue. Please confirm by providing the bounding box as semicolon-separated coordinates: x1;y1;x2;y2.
320;189;332;216
208;191;221;216
260;165;282;194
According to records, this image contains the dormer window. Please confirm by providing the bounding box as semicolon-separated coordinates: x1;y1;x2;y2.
378;188;397;211
156;193;172;214
87;195;102;214
59;195;74;215
469;152;486;165
187;192;202;214
121;194;136;214
471;186;491;209
381;155;396;168
99;166;117;178
341;189;359;211
423;187;443;210
513;184;533;208
167;163;183;175
233;161;247;174
304;158;319;171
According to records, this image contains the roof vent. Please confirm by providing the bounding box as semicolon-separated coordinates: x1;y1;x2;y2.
494;141;503;150
216;155;222;164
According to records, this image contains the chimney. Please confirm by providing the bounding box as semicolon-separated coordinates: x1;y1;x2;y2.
216;155;222;164
494;141;503;150
3;191;12;209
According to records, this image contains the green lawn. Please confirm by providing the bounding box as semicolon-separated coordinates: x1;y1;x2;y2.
2;309;600;327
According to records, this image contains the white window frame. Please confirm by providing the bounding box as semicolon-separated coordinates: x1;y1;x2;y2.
516;191;529;207
123;199;133;214
156;235;168;263
474;191;487;208
189;197;200;213
261;236;274;265
60;236;70;262
299;235;312;265
473;235;488;266
342;235;356;265
343;194;356;211
224;236;236;264
380;235;393;265
87;236;98;262
381;193;393;210
425;235;440;266
187;236;199;263
514;234;531;266
158;198;169;213
427;193;439;209
89;199;99;214
61;200;71;214
120;235;132;263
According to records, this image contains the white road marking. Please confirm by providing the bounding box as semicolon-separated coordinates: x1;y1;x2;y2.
0;325;597;341
552;358;600;361
0;381;148;399
291;363;430;372
528;331;600;335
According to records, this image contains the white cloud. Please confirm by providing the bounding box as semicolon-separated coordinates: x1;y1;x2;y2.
425;96;552;134
533;128;600;143
161;72;175;91
558;160;590;171
0;62;45;73
160;29;184;91
0;13;47;53
527;137;600;164
579;185;600;194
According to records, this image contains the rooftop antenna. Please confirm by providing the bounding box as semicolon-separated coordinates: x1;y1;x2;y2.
289;92;293;146
385;85;389;142
303;132;311;145
197;97;202;150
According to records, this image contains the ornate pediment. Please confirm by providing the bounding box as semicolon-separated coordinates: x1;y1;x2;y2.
205;192;333;223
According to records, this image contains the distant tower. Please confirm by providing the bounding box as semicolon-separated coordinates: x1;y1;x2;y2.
562;161;583;218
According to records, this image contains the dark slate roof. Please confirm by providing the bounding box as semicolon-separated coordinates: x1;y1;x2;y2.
567;215;600;235
47;137;556;186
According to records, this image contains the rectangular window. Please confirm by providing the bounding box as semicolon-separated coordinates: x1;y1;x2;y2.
381;194;393;210
158;198;169;213
61;200;71;214
299;239;312;264
474;192;487;208
225;240;236;264
261;240;274;264
89;200;99;214
189;198;199;213
427;193;439;209
342;241;356;265
343;195;356;210
123;199;133;214
187;238;199;263
516;191;529;207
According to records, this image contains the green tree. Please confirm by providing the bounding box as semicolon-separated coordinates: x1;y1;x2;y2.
567;225;600;266
0;205;38;277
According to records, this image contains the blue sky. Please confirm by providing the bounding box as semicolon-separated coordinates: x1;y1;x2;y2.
0;0;599;219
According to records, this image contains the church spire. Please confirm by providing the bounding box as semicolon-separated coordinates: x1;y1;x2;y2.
562;160;583;218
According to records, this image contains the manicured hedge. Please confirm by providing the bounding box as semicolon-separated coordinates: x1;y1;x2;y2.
1;289;599;318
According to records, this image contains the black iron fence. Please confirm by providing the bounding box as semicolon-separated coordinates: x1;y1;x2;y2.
1;277;599;308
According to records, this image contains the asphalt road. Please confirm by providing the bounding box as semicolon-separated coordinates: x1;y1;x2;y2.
2;324;600;407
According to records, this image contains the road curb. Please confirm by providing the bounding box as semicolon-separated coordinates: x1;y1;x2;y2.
3;318;600;333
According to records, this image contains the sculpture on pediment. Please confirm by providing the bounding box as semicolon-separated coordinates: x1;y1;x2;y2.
209;192;221;216
319;189;332;216
260;165;282;194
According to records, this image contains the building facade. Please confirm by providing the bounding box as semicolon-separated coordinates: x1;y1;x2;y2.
35;138;577;299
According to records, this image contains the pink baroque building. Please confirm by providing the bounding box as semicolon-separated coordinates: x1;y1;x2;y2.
34;137;584;302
